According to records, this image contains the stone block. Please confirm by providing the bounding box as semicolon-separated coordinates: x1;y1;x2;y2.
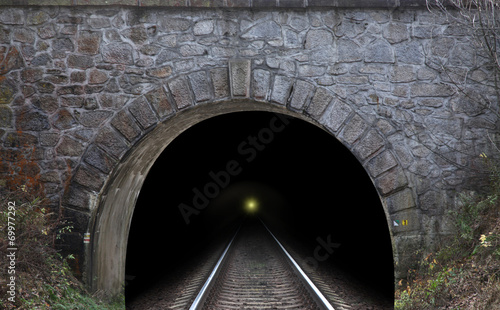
241;21;281;40
194;20;214;35
95;126;129;159
102;42;134;65
210;68;229;99
189;71;212;102
79;110;113;127
289;80;314;111
271;75;293;105
40;133;60;147
323;100;352;132
365;40;395;63
168;77;193;110
77;31;101;55
354;129;385;160
341;113;368;145
62;185;90;211
390;65;416;83
89;70;108;84
146;66;172;78
366;150;398;178
51;109;76;130
338;39;363;63
410;83;454;97
376;166;409;195
383;22;409;44
304;29;333;49
0;9;24;25
73;164;105;192
56;136;85;157
16;111;50;131
68;54;94;69
84;145;117;174
111;110;142;142
0;106;12;127
229;59;251;98
252;69;270;101
145;87;174;118
128;96;158;129
306;87;333;119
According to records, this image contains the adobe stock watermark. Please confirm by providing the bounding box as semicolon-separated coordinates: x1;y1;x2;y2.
178;113;292;225
304;234;341;270
5;201;17;303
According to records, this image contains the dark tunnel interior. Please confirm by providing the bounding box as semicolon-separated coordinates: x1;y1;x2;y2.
125;111;394;304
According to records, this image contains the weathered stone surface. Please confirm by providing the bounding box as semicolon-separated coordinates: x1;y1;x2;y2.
145;87;174;118
0;46;24;74
73;164;105;192
306;87;334;118
51;109;77;130
304;29;333;49
365;40;395;63
188;71;212;102
77;31;101;55
271;75;293;105
383;22;409;43
68;54;94;69
56;136;85;157
324;100;352;132
252;69;271;101
128;96;158;129
194;20;214;35
146;66;172;78
290;80;314;111
83;145;117;174
386;188;416;213
79;110;113;127
366;150;398;178
341;113;368;145
210;68;229;99
168;77;193;110
0;106;11;127
338;39;362;62
94;126;129;159
0;9;24;25
376;166;409;195
354;130;384;160
111;110;142;142
16;111;50;131
102;42;134;65
229;59;251;98
241;20;281;40
411;83;455;97
88;69;108;84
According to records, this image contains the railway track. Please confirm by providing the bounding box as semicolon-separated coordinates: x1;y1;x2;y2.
189;218;338;310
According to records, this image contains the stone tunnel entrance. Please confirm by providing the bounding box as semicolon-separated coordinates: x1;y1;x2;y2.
124;110;395;306
86;101;408;304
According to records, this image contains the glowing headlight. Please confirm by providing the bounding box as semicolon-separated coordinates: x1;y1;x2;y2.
244;198;258;213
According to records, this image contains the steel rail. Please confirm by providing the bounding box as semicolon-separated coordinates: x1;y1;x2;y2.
189;225;240;310
260;218;336;310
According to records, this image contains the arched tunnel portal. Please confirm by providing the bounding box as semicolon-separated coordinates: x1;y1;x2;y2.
125;109;395;305
86;101;406;303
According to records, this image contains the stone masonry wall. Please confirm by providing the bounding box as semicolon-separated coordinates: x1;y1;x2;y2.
0;3;498;293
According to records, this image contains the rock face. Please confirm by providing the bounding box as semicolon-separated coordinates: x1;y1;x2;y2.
0;4;498;298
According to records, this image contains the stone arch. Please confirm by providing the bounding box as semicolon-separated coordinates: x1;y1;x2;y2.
62;60;420;298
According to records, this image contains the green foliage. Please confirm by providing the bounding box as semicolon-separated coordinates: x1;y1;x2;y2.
0;187;123;310
395;155;500;309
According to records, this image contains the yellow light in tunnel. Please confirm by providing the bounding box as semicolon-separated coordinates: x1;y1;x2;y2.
244;198;259;213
